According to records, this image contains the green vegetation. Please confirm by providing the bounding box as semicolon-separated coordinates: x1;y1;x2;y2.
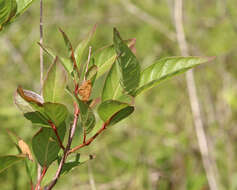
0;0;237;189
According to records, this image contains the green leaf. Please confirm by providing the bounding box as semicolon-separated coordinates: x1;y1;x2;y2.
93;39;136;78
24;112;49;127
76;98;95;134
84;109;96;134
43;102;68;127
0;0;17;30
102;61;131;103
32;123;66;167
38;43;73;74
60;154;94;176
15;0;35;16
113;28;140;96
25;159;37;183
97;100;134;126
85;63;97;85
0;155;26;173
75;24;97;68
43;57;67;103
135;56;214;96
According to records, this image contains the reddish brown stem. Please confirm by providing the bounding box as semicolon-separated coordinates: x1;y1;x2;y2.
68;121;108;154
34;166;47;190
83;128;87;143
46;103;79;190
48;120;65;150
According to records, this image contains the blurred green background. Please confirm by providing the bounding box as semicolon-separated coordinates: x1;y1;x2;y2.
0;0;237;189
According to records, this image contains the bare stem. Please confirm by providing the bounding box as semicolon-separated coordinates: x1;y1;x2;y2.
40;0;44;91
174;0;219;189
84;46;92;81
38;0;44;189
46;102;80;190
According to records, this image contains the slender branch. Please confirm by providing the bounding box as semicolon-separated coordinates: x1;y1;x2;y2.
38;0;44;188
173;0;219;190
46;102;79;190
34;166;47;190
40;0;44;91
69;121;108;154
48;120;65;150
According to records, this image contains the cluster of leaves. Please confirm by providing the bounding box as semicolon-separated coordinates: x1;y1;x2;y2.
0;24;212;189
0;0;35;31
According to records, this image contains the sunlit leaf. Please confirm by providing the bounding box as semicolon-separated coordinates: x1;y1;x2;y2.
32;123;66;167
113;28;140;96
75;24;97;68
102;61;132;103
43;57;67;103
15;0;35;16
135;56;214;96
93;38;136;78
43;102;68;127
0;0;17;30
97;100;134;126
38;42;73;74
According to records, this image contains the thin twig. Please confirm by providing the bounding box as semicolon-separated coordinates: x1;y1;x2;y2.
69;121;108;155
84;46;92;81
40;0;44;91
48;120;65;150
38;0;44;189
46;102;80;190
173;0;219;190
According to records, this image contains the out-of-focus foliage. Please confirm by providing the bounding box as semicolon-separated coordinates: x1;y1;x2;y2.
0;0;236;189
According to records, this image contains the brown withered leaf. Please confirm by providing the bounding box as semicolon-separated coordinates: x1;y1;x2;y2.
18;139;33;161
17;86;43;106
78;80;92;101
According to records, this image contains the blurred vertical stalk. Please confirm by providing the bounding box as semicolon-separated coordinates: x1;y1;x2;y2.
38;0;43;189
173;0;219;189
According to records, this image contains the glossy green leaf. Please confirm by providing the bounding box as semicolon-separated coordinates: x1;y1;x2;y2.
113;28;140;96
43;102;68;127
15;0;35;16
43;57;67;103
135;56;214;96
38;43;73;74
98;100;134;125
93;39;136;78
102;61;131;103
0;0;17;30
85;63;97;85
108;106;134;126
75;24;97;68
0;155;26;173
32;123;66;167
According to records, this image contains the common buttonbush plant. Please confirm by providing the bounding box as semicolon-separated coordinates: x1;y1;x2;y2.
0;3;214;188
